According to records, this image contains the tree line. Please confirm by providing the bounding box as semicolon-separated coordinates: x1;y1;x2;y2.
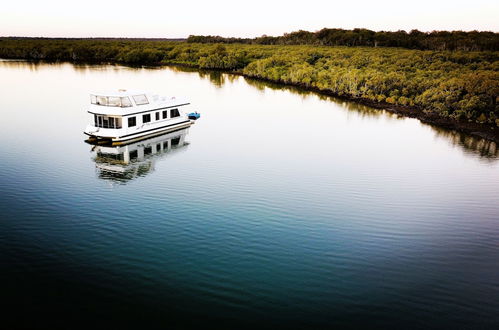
188;28;499;51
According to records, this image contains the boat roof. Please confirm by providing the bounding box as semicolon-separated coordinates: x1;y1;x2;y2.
90;89;150;97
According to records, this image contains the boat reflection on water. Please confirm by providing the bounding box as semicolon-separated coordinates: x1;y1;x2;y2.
87;128;190;183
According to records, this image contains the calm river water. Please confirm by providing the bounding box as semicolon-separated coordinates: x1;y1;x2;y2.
0;61;498;329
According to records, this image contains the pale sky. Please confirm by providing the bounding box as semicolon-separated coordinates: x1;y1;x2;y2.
1;0;498;38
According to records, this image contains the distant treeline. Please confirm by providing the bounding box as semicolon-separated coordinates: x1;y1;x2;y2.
0;38;497;126
187;28;499;51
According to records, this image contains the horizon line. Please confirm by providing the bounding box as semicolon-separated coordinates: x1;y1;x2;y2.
2;27;498;39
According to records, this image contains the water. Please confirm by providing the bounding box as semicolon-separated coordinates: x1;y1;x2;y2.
0;61;498;329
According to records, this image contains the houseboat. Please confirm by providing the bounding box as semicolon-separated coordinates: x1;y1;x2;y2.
90;128;190;182
84;89;195;143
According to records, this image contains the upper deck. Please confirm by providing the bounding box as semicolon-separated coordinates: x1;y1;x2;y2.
88;89;189;115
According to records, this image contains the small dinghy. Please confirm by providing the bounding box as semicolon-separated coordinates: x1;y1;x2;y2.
188;112;201;120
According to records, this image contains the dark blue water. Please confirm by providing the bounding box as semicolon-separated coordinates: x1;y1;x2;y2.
1;61;498;329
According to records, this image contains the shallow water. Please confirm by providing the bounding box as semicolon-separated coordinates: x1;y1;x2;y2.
0;61;498;329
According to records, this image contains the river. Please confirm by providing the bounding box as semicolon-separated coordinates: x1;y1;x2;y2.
0;61;498;329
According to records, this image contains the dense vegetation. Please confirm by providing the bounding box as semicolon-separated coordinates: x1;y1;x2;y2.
188;28;499;52
1;37;497;126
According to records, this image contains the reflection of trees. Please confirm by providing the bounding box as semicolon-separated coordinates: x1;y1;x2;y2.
168;65;199;74
198;70;225;87
0;59;45;71
244;74;497;161
431;128;498;160
243;76;395;119
193;69;239;88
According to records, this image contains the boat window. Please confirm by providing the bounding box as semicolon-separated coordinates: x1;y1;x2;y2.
143;114;151;123
128;117;136;127
162;110;168;119
107;117;116;129
92;95;133;107
108;97;121;107
163;141;168;149
133;94;149;105
94;115;122;129
121;97;132;107
156;143;161;152
129;150;138;161
155;112;160;121
170;108;180;118
114;117;122;129
144;146;152;155
96;96;108;106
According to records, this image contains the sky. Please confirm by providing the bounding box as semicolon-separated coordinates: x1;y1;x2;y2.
1;0;498;38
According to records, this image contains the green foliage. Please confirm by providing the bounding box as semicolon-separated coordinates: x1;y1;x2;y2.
0;38;497;123
119;48;164;64
197;44;248;69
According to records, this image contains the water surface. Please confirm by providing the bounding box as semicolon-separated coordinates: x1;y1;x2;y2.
0;61;498;329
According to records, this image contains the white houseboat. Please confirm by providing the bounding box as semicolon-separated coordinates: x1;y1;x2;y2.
84;89;195;143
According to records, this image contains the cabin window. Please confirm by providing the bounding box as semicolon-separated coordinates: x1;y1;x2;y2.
121;97;132;107
94;115;122;129
92;95;133;107
108;97;121;107
156;143;161;152
129;150;138;160
155;112;160;121
170;108;180;118
128;117;136;127
96;96;108;106
144;146;152;155
162;110;168;119
133;94;149;105
163;141;168;149
143;114;151;123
